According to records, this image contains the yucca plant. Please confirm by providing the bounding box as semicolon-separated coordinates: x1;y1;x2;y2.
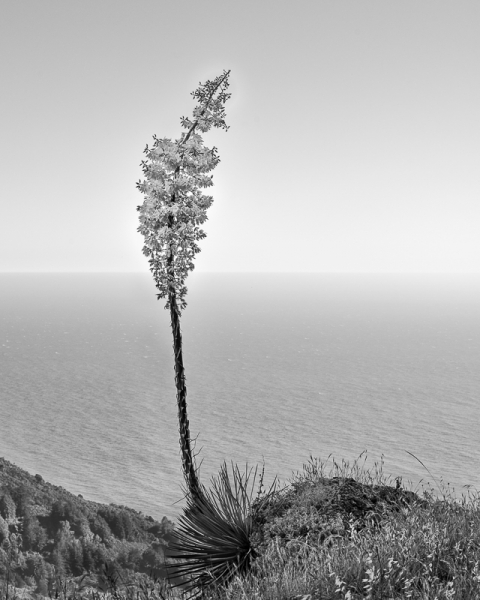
137;72;274;594
166;463;277;597
137;70;231;502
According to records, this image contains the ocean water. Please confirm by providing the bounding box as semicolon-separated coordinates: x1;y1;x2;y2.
1;273;479;521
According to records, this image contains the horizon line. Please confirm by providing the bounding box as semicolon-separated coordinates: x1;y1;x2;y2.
1;271;479;276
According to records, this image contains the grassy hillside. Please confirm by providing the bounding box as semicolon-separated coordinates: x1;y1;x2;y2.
203;457;480;600
2;455;480;599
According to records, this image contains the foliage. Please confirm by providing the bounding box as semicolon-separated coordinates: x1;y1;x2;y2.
0;458;174;593
191;455;480;600
21;508;47;552
166;463;277;596
3;456;480;599
0;494;15;521
97;507;140;542
0;518;8;548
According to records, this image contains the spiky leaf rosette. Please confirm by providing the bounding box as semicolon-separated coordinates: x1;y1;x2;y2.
166;463;277;596
136;70;231;312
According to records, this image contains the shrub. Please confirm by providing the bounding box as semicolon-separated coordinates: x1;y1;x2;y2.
97;508;136;541
88;514;112;543
35;577;48;596
0;493;16;520
0;516;9;547
22;511;48;551
66;538;84;576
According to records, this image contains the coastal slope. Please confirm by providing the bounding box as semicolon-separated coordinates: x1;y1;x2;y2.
0;457;174;594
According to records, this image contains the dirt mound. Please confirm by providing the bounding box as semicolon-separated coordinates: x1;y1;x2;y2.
251;476;426;548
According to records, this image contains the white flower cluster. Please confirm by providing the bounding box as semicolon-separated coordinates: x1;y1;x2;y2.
137;71;230;311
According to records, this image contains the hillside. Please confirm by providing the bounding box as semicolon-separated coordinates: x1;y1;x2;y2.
3;455;480;599
0;457;175;595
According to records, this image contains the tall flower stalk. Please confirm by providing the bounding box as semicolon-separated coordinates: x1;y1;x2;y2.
136;71;231;502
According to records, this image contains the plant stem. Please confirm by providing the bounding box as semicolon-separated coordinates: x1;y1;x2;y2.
166;70;230;502
168;284;202;502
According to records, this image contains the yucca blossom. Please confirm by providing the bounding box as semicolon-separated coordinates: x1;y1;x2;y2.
136;71;230;502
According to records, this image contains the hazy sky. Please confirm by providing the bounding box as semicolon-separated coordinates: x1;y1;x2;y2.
1;1;479;273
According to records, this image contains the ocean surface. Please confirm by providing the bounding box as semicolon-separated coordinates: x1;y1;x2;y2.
1;273;479;521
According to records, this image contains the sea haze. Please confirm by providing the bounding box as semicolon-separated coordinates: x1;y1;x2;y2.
1;273;479;521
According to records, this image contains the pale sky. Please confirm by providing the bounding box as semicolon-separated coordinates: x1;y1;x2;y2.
1;1;479;273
